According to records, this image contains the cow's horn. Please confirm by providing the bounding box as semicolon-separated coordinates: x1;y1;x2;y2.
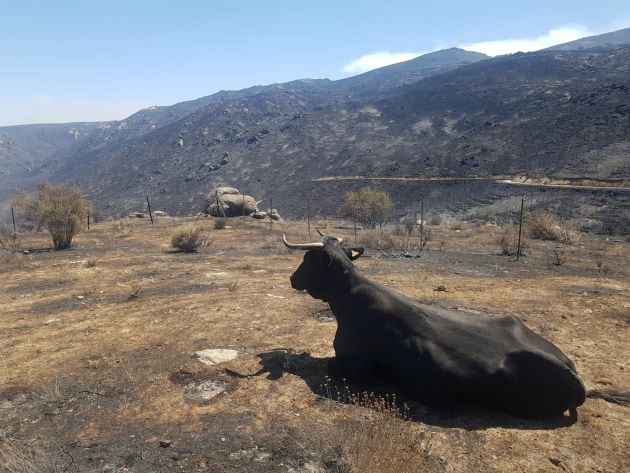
316;229;343;244
282;234;325;250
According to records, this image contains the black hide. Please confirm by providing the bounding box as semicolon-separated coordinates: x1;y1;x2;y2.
289;240;586;419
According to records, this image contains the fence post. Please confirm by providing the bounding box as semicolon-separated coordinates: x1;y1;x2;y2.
87;212;90;230
11;207;17;247
353;214;357;242
270;196;273;232
307;198;311;237
11;207;17;234
420;198;425;249
516;198;525;261
146;196;154;224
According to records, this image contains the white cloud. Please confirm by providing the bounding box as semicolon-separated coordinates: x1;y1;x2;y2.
459;25;592;56
341;51;427;75
0;95;151;126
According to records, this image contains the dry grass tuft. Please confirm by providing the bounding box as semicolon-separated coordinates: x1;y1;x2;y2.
214;218;228;230
171;225;207;252
310;378;435;473
526;212;580;244
497;224;527;256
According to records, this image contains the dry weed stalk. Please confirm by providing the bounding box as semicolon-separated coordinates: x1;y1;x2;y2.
314;377;434;473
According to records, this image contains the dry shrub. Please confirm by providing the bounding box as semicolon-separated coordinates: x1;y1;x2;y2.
448;220;464;231
11;182;91;250
214;218;228;230
429;215;442;226
548;249;567;266
171;225;206;252
497;224;527;256
331;416;433;473
360;225;428;251
0;222;17;253
360;228;399;250
340;187;393;228
526;212;580;244
310;379;435;473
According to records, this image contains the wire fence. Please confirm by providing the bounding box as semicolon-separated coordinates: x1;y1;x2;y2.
2;180;629;255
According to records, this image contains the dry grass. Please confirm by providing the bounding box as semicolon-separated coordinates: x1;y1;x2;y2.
0;434;54;473
171;224;207;252
497;224;527;256
526;212;581;244
0;217;629;472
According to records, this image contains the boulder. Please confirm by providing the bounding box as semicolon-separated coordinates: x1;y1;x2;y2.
211;187;239;197
207;187;258;217
268;209;283;221
252;211;267;219
153;210;168;217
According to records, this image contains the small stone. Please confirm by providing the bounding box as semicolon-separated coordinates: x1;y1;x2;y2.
192;349;238;366
549;457;562;467
434;285;447;292
158;439;172;448
77;295;85;300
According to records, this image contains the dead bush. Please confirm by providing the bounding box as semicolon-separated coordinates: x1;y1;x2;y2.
171;225;207;253
0;222;17;253
526;212;580;244
497;224;527;256
308;378;435;473
548;248;567;266
214;218;228;230
429;215;442;225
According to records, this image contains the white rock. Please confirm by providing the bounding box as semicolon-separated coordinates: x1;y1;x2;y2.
184;380;227;402
192;348;238;365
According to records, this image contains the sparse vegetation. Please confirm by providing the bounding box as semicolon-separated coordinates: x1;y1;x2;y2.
84;258;97;268
1;216;628;472
11;182;91;250
214;218;228;230
549;248;567;266
429;215;442;226
0;222;17;253
171;225;206;252
340;187;393;228
526;212;580;244
497;223;527;256
314;377;434;473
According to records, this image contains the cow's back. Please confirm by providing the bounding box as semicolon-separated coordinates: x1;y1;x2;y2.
351;295;586;417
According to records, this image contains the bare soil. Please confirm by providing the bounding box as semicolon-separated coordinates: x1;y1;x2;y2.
1;217;628;472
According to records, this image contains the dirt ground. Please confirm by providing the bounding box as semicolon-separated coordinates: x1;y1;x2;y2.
1;216;628;473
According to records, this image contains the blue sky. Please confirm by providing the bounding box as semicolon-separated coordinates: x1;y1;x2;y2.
1;0;629;125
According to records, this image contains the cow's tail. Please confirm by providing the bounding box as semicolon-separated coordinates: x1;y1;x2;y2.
586;388;630;405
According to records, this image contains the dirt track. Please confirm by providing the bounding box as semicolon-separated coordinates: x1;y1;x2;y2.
1;217;629;472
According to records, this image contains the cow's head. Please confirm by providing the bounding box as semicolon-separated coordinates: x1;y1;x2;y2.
283;232;364;302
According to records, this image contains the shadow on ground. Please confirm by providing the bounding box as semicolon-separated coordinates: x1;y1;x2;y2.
235;349;578;431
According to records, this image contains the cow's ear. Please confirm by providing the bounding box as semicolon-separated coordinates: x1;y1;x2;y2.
344;246;364;260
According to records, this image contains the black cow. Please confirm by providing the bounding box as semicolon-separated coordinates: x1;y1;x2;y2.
283;234;628;419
